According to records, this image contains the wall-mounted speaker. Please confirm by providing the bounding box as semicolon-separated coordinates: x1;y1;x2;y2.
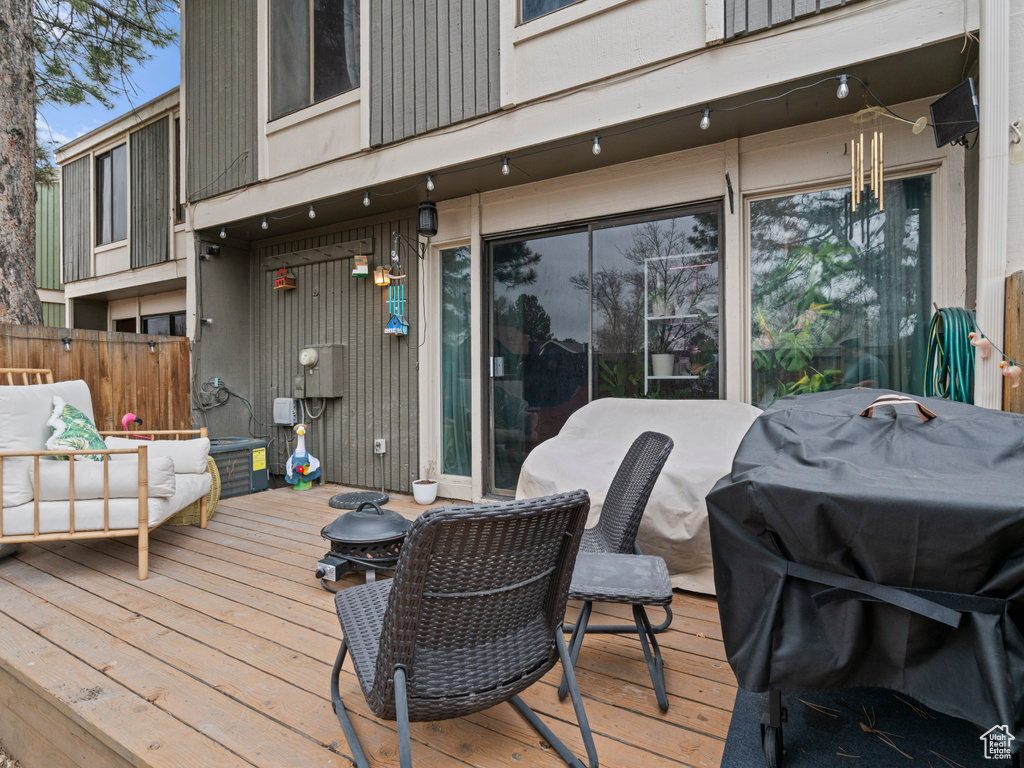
929;78;979;148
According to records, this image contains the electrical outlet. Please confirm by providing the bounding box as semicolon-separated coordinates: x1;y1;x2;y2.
374;439;386;454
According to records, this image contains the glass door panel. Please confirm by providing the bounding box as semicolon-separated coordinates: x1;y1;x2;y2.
490;231;589;493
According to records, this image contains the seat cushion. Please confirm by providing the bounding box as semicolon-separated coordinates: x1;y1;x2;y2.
568;552;673;606
32;455;177;500
104;436;211;474
45;396;106;460
0;380;96;507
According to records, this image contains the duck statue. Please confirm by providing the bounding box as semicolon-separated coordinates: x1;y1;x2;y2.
286;423;321;490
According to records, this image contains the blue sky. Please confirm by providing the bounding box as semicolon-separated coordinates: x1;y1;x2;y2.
36;11;181;152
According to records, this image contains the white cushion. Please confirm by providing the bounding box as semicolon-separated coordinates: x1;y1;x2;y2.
1;471;210;535
104;436;211;475
32;455;176;500
0;380;95;507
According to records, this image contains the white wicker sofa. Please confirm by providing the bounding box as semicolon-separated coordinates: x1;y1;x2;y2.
0;379;211;579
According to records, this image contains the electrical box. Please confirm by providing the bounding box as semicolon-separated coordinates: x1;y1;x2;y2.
293;375;305;399
304;344;345;399
273;397;298;425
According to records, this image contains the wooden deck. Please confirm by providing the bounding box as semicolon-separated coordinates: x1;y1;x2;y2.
0;485;736;768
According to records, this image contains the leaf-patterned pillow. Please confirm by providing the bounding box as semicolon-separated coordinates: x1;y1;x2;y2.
45;396;106;461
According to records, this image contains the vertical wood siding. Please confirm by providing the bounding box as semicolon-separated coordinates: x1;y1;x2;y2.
61;157;91;283
725;0;867;39
370;0;500;146
35;183;62;290
40;303;66;329
130;117;171;268
250;215;419;492
0;325;191;431
184;0;258;202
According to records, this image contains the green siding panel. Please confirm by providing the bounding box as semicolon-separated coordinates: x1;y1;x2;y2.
35;183;62;290
41;302;66;328
184;0;259;202
250;214;419;492
131;117;171;268
61;157;91;283
370;0;500;146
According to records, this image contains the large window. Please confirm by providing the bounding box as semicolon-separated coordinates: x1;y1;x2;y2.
750;176;932;407
96;144;127;244
488;206;720;492
142;312;186;337
270;0;360;120
521;0;582;22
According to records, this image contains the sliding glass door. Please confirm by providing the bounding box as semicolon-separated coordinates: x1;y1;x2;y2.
487;205;721;494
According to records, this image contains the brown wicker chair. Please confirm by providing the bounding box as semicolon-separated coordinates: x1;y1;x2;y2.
561;431;675;710
331;490;597;768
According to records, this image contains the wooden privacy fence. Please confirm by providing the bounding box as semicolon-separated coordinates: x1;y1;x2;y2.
0;325;192;431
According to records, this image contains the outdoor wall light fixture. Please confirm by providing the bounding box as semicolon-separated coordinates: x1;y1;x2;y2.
61;336;71;351
592;136;602;155
501;157;510;175
205;244;221;257
417;200;438;238
219;226;227;239
426;174;434;192
373;266;391;286
200;317;214;325
261;216;269;230
149;341;156;353
837;75;850;99
700;109;711;131
308;204;316;219
363;191;371;207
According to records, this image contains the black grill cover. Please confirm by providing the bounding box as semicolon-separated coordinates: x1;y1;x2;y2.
707;389;1024;738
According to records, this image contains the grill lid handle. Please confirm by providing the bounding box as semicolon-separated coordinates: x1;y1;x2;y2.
859;394;937;423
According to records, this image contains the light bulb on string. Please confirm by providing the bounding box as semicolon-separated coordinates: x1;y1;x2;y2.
501;157;510;176
426;175;434;192
260;216;268;230
363;191;371;207
837;75;850;99
219;226;227;239
700;109;711;131
592;136;602;155
308;204;316;219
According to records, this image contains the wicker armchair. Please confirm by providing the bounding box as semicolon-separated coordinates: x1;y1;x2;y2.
330;490;598;768
561;431;675;710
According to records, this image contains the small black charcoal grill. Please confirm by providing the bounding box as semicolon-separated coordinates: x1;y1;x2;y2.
316;500;411;590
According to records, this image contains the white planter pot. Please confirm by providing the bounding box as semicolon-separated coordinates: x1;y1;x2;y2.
651;353;675;378
412;479;439;505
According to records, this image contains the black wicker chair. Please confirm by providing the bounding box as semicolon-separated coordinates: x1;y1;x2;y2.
560;431;675;710
331;490;598;768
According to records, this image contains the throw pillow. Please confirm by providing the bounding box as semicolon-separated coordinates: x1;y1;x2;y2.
45;395;106;461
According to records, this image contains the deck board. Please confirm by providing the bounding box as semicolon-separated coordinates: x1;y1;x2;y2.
0;485;735;768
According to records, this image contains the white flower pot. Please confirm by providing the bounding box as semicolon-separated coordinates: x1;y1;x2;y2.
412;479;439;505
651;353;674;378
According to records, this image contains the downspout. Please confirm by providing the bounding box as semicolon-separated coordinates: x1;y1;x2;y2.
974;0;1010;409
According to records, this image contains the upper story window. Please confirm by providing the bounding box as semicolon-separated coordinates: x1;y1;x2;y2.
270;0;360;120
96;144;127;245
521;0;582;23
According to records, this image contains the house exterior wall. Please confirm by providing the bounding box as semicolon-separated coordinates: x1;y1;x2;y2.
249;214;419;490
369;0;500;146
130;116;171;268
61;158;91;283
40;303;66;328
183;0;259;202
35;183;62;291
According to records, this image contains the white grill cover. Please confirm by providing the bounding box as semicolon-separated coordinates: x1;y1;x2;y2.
516;398;759;594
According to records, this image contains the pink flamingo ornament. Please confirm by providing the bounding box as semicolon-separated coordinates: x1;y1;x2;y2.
1000;361;1023;389
121;412;153;440
968;332;992;359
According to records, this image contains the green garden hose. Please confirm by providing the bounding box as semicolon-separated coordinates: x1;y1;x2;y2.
925;307;975;403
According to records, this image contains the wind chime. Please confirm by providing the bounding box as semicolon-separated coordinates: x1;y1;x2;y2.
850;128;884;213
384;235;409;336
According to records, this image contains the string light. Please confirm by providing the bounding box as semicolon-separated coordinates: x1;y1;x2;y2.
700;109;711;131
219;226;227;239
426;175;434;192
261;216;268;230
308;204;316;219
501;157;510;176
836;75;850;99
363;191;371;207
592;136;602;155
